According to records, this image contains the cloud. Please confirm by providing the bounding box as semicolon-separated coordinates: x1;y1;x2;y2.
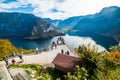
51;8;59;12
0;0;120;19
56;0;65;3
30;0;120;19
4;4;34;13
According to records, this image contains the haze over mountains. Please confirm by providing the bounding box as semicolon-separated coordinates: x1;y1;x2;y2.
44;6;120;41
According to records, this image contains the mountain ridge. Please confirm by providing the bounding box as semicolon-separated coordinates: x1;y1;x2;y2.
44;6;120;41
0;12;63;39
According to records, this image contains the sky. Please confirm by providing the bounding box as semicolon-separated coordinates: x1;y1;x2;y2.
0;0;120;20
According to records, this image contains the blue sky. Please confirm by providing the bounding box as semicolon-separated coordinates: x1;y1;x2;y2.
3;0;18;3
0;0;120;20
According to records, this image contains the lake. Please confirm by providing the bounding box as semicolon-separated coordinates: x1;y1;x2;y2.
67;31;118;50
1;33;118;52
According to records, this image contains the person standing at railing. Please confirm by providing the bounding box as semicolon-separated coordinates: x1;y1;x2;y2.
3;56;8;65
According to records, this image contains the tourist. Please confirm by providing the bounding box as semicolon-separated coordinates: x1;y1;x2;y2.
3;57;5;61
3;56;8;65
52;41;55;48
19;52;24;62
61;49;64;54
36;47;39;54
60;36;62;40
61;38;65;45
55;43;57;49
19;54;23;60
11;59;16;64
11;52;15;57
67;51;70;55
58;36;65;45
58;37;60;41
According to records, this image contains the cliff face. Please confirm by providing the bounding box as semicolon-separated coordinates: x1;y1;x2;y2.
0;12;63;39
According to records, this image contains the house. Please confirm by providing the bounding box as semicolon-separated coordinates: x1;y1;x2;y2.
52;53;82;73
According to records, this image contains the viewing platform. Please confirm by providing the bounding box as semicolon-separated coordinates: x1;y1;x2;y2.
8;44;78;66
0;37;79;79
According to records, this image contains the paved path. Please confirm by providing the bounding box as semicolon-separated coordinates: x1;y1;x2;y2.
8;45;77;66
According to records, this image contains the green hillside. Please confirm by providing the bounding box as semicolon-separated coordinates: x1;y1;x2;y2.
0;39;34;60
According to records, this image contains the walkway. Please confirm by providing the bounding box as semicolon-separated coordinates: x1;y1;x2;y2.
8;45;77;65
0;44;78;79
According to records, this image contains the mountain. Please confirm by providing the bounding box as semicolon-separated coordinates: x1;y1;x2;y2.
44;16;86;29
45;6;120;41
73;6;120;41
43;18;61;27
0;12;63;39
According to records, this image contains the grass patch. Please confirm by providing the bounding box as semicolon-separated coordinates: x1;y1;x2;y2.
46;67;65;80
17;48;35;55
9;64;44;79
9;64;66;80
